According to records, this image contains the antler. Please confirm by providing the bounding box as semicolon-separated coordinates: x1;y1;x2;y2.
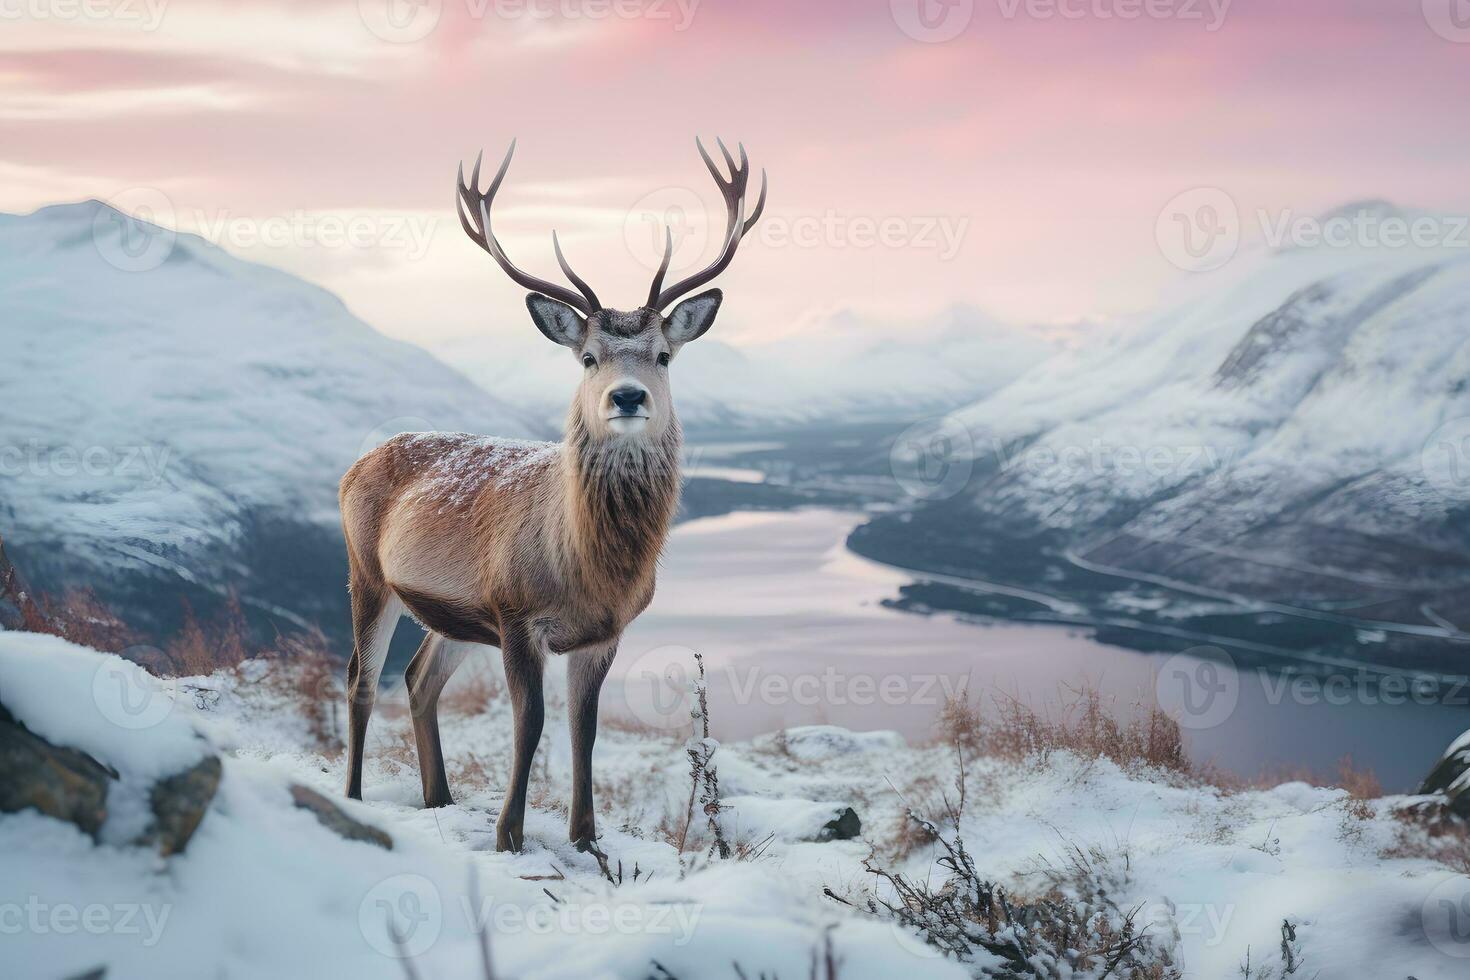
457;141;601;315
646;137;767;312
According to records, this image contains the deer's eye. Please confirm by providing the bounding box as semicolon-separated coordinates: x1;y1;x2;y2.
582;353;597;369
657;352;670;367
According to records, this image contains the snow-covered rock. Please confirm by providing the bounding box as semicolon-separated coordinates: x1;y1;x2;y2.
1420;728;1470;817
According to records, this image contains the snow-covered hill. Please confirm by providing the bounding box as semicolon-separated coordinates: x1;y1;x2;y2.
4;631;1467;979
436;305;1059;433
0;201;539;640
861;204;1470;674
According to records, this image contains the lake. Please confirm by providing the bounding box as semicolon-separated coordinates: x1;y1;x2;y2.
608;508;1470;793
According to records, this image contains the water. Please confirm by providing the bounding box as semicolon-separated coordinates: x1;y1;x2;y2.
609;508;1470;792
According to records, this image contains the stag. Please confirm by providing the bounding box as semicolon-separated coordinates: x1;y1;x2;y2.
339;139;766;852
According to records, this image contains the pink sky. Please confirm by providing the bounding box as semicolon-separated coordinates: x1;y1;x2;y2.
3;0;1468;344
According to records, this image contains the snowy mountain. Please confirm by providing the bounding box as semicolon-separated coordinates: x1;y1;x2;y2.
435;305;1059;433
856;204;1470;675
0;201;538;643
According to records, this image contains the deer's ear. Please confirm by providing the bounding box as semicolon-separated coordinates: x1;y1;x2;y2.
526;292;587;348
664;289;722;345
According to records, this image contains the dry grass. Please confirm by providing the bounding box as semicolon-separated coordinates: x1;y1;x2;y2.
377;726;418;771
1232;757;1383;799
936;683;1191;780
837;800;1181;978
1;532;138;652
1382;798;1470;874
449;751;501;794
934;684;1391;807
258;631;344;752
161;595;254;675
440;668;502;717
599;711;663;737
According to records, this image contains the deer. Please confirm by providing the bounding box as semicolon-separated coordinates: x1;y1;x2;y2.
338;138;766;853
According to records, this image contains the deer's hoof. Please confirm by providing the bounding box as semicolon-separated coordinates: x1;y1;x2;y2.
496;823;523;853
569;821;597;851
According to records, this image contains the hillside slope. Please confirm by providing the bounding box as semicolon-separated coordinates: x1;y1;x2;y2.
0;201;539;643
855;205;1470;674
3;632;1466;979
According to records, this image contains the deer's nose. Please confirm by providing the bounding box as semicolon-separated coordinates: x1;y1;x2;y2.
610;386;647;414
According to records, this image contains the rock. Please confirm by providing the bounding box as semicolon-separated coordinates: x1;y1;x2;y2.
143;756;222;856
1420;728;1470;818
723;795;863;844
818;806;862;842
290;784;393;849
0;701;114;837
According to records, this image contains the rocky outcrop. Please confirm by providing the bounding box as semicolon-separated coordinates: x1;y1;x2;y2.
818;806;862;842
0;691;222;854
1420;729;1470;818
0;701;114;836
143;755;223;856
290;784;392;849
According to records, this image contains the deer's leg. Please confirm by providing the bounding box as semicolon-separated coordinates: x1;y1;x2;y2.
497;620;544;853
344;582;402;800
405;633;471;809
567;645;616;849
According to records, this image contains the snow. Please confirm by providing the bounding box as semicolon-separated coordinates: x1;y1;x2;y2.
0;632;204;783
919;204;1470;630
0;201;540;587
393;432;563;510
947;209;1470;532
3;631;1468;978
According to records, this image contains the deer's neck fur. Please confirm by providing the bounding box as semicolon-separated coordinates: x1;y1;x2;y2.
559;412;682;607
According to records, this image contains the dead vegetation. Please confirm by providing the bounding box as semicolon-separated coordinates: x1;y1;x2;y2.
439;667;502;717
934;683;1396;813
834;796;1181;978
1235;757;1382;799
670;652;731;859
161;595;254;675
1237;920;1304;978
258;631;344;752
1382;797;1470;874
832;719;1179;977
0;531;137;652
936;683;1190;781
